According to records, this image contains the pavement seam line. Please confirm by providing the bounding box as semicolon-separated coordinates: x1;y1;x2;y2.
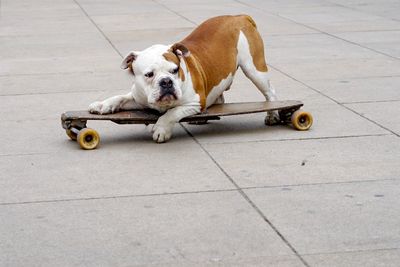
0;152;49;157
325;0;400;24
72;0;123;58
283;20;400;61
0;131;388;159
301;246;400;257
341;99;400;104
268;64;400;138
235;0;400;137
0;70;103;77
241;178;398;191
199;133;392;146
180;123;311;267
151;0;197;26
0;188;239;206
235;0;400;61
0;89;112;97
1;177;396;206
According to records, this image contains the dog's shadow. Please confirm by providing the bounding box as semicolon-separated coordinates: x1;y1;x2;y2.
183;116;285;138
93;114;288;147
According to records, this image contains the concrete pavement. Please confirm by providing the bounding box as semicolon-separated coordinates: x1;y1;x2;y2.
1;0;400;266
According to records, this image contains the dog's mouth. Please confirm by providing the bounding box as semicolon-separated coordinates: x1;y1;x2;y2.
158;92;178;102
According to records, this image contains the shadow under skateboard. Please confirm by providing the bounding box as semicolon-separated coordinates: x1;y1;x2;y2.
61;100;313;149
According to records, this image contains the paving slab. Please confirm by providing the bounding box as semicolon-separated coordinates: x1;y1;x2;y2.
270;56;400;81
184;76;387;144
0;90;125;121
183;100;387;144
175;8;318;36
0;132;236;203
203;135;399;187
311;19;400;33
0;110;195;154
156;1;318;36
251;13;318;36
304;76;400;104
158;4;250;25
335;30;400;58
0;90;159;155
244;179;400;255
0;120;68;155
1;0;82;19
1;0;400;266
0;191;302;266
345;101;400;135
106;28;194;54
156;0;246;13
0;14;97;36
265;32;400;81
0;71;133;96
304;248;400;267
77;0;165;16
266;33;384;62
331;0;400;21
0;55;121;76
278;5;386;24
237;0;335;11
0;32;118;60
277;5;400;33
91;12;194;33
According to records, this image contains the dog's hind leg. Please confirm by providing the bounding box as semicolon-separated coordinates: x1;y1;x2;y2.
215;94;225;104
237;30;280;125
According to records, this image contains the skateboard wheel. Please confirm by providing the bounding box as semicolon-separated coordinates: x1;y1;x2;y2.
66;129;77;141
291;110;313;131
77;128;100;150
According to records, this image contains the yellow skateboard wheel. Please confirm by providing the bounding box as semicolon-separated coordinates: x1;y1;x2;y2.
291;110;313;131
66;129;77;141
77;128;100;150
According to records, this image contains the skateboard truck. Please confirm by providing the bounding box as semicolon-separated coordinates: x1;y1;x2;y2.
61;100;313;150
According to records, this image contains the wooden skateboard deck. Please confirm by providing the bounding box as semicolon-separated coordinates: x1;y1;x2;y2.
62;100;303;124
61;100;313;149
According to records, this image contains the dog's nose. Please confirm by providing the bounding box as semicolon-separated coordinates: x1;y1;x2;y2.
159;77;173;89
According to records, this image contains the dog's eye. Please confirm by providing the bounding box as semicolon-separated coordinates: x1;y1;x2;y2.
171;67;179;75
144;71;154;78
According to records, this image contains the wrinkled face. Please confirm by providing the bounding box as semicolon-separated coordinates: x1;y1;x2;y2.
122;45;186;110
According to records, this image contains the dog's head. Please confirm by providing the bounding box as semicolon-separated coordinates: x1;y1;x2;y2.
121;43;190;110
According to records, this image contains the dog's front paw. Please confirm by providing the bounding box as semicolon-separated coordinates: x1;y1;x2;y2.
152;123;173;143
265;111;281;126
88;101;113;115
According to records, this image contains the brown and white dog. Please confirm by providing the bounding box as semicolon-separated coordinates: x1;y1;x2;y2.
89;15;279;142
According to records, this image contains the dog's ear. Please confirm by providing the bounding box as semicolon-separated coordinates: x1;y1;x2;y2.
171;43;190;57
120;51;139;70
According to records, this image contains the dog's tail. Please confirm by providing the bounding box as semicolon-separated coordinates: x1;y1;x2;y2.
243;15;257;29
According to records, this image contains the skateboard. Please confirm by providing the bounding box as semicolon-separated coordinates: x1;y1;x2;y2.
61;100;313;150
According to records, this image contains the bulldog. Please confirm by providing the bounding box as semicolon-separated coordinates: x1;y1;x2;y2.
88;15;279;143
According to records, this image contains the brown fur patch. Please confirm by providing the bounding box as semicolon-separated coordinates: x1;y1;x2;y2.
162;52;185;81
242;24;268;72
163;51;180;66
177;15;268;109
